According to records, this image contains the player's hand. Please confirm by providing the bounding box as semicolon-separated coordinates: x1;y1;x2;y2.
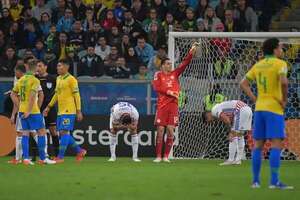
43;107;50;117
167;90;179;99
10;115;15;124
22;112;30;119
190;43;198;55
279;100;287;109
76;111;83;122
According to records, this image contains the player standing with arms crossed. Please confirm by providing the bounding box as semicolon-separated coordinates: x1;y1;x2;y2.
152;44;197;162
240;38;293;189
43;60;86;163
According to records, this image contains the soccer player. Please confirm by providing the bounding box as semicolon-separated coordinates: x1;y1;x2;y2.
108;102;140;162
208;100;252;165
36;60;59;157
11;59;56;165
43;60;86;163
240;38;293;189
152;44;197;162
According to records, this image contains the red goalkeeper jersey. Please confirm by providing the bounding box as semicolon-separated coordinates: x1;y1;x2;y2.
152;51;193;110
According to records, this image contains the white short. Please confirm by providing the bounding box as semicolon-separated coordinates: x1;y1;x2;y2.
16;113;36;133
232;106;252;133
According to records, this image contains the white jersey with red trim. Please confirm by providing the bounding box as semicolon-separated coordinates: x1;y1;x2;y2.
110;102;139;128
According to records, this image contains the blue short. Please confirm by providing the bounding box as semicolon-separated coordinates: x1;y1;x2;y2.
253;111;285;140
19;113;45;131
57;114;76;131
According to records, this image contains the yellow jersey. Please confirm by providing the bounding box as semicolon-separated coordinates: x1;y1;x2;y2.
246;55;288;115
12;73;41;114
49;73;81;115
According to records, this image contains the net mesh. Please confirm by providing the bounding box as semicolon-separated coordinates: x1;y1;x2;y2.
172;35;300;160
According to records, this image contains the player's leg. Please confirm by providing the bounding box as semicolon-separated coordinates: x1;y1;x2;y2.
164;125;175;162
220;131;238;166
251;111;266;187
108;113;118;161
266;112;293;189
8;113;23;164
18;112;33;165
49;125;59;157
128;123;140;162
154;108;167;162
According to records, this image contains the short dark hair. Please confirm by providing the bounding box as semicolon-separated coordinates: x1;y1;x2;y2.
27;59;38;71
262;38;280;56
15;65;26;73
58;59;70;67
24;56;35;64
120;114;132;125
161;57;170;65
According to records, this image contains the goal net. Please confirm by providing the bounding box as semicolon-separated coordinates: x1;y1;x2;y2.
168;32;300;160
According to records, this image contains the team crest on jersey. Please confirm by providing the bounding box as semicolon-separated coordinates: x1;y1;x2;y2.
46;82;53;89
62;118;70;125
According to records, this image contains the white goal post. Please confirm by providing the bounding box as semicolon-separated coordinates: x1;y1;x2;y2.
168;32;300;159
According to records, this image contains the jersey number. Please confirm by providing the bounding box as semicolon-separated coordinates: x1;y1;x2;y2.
258;72;267;93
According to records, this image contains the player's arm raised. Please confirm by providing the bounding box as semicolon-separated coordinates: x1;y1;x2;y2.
240;67;257;103
174;43;198;76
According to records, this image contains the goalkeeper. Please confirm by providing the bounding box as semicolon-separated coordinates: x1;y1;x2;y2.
152;43;197;163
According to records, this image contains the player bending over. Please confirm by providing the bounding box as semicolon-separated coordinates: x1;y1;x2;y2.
208;100;252;165
43;60;86;163
240;38;293;189
11;59;55;165
108;102;140;162
152;43;197;163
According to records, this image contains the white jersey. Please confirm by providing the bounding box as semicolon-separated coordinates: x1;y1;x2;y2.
212;100;252;132
109;102;139;129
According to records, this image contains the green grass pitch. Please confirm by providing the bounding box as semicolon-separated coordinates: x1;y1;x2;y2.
0;157;299;200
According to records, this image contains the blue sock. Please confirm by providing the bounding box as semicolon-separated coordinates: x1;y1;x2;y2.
269;148;281;185
252;148;262;183
22;135;29;159
68;135;81;153
37;136;46;160
58;135;69;159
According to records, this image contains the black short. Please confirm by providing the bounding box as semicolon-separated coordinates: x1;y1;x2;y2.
44;108;57;128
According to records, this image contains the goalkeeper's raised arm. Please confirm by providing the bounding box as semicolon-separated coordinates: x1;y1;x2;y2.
173;43;198;76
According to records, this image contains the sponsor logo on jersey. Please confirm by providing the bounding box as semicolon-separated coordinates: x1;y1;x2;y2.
63;118;70;125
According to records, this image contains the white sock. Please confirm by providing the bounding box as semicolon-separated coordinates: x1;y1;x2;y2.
131;134;139;159
15;136;22;160
45;134;48;158
34;134;38;143
110;134;117;159
236;136;245;161
228;137;238;161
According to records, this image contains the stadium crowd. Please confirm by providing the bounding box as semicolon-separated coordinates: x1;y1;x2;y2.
0;0;292;79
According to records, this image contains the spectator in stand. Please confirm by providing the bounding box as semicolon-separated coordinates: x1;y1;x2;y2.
64;46;77;75
43;49;58;75
23;49;35;60
71;0;86;20
7;21;22;48
101;9;119;32
151;0;168;21
0;47;18;77
135;36;154;65
51;0;66;24
0;8;13;34
161;12;179;39
172;0;188;23
204;6;222;31
121;9;144;41
196;18;207;31
147;22;166;50
125;46;141;75
195;0;209;18
32;39;45;60
181;7;197;31
113;0;125;23
233;0;258;32
120;34;132;56
102;0;115;9
142;8;161;33
53;31;69;60
104;45;119;71
45;24;58;50
23;21;42;48
32;0;51;21
107;56;130;79
78;45;104;77
131;0;148;22
0;30;8;56
107;26;122;49
82;7;95;32
56;8;75;33
85;22;105;47
132;65;152;80
94;0;107;22
147;44;167;76
18;6;41;33
95;36;111;60
69;20;85;50
9;0;24;21
39;12;52;38
223;9;241;32
215;0;234;22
